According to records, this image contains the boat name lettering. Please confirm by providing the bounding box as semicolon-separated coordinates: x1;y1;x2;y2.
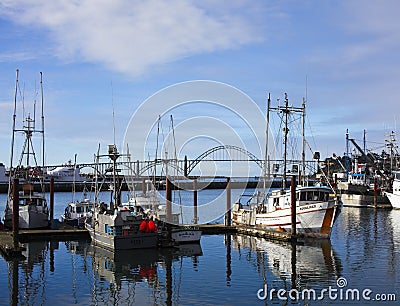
299;204;316;211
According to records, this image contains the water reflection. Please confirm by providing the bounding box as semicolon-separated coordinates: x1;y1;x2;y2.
231;234;342;292
2;208;400;305
7;240;50;306
69;241;203;305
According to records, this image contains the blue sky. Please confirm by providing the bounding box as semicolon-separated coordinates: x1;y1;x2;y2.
0;0;399;174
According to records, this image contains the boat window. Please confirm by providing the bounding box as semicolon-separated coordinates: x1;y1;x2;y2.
306;191;313;201
396;173;400;180
299;192;307;201
76;207;84;213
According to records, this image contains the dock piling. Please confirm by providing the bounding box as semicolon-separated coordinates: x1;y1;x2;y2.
12;178;19;249
290;176;297;241
165;177;172;241
193;178;198;224
50;177;54;222
225;177;231;226
374;177;377;208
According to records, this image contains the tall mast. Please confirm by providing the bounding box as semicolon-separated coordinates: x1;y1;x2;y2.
345;129;349;172
8;69;19;197
282;93;289;191
40;72;45;174
302;97;306;186
263;93;271;194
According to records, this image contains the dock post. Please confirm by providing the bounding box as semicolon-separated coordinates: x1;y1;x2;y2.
166;177;172;241
290;176;297;240
12;178;19;249
50;177;54;223
374;177;377;208
225;177;231;226
193;178;198;224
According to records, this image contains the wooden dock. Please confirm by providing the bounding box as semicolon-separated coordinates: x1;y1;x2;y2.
0;231;25;261
197;224;237;234
0;223;300;261
0;225;89;261
236;225;296;242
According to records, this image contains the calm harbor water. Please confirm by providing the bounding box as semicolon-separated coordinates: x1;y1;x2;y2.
0;190;399;305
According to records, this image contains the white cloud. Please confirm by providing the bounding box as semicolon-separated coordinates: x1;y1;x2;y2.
0;0;264;77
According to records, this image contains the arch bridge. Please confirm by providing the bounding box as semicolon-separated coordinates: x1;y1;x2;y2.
44;145;265;177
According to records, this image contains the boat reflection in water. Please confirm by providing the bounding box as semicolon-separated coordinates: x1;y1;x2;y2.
66;240;203;305
5;240;57;306
231;234;342;293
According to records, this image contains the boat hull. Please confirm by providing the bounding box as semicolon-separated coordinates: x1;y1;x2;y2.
61;216;88;228
340;194;391;208
233;201;340;239
4;206;49;229
86;224;158;250
171;229;202;244
385;192;400;209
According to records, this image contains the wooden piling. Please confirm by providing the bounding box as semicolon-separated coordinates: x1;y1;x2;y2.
50;177;54;222
166;177;172;223
290;176;297;240
374;177;377;208
165;177;172;241
225;177;231;226
193;178;198;224
12;178;19;249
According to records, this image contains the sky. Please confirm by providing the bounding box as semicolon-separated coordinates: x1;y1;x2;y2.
0;0;399;176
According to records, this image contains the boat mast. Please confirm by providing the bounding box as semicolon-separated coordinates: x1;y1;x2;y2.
109;144;119;210
263;93;271;196
282;93;289;191
7;69;19;197
40;72;45;193
301;98;306;186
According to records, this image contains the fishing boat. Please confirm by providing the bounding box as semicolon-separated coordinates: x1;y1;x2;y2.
232;93;341;238
60;156;94;227
336;131;390;208
61;192;93;227
3;70;49;229
85;144;158;250
126;115;202;244
384;171;400;209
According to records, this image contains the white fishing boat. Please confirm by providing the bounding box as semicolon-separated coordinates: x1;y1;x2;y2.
61;156;94;227
384;171;400;209
233;186;340;238
85;144;158;250
3;70;49;229
61;196;93;228
232;93;341;238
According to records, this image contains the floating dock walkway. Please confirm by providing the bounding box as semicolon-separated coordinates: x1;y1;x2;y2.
0;222;303;261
